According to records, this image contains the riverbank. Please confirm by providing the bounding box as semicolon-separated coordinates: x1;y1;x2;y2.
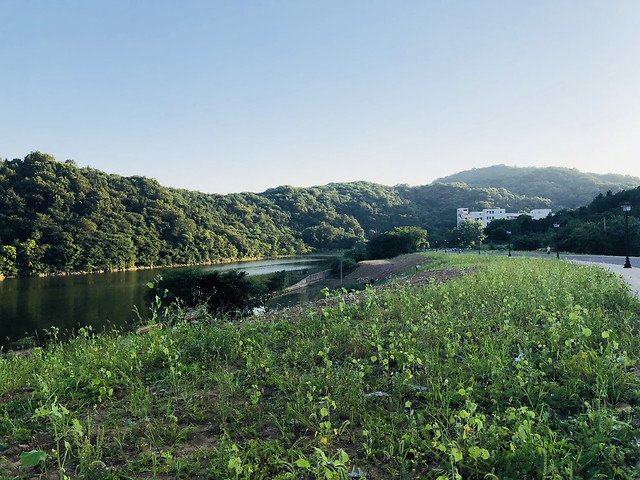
282;253;437;293
0;255;336;350
2;254;639;478
0;254;306;281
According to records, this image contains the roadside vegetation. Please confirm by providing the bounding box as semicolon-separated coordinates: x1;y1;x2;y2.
2;253;640;478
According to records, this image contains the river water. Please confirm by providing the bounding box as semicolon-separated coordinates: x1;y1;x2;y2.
0;256;334;350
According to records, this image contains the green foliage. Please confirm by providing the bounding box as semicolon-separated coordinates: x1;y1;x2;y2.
435;164;640;210
302;222;361;249
0;153;310;276
330;257;358;277
0;245;17;277
20;449;46;467
146;268;275;318
487;186;640;256
553;186;640;256
1;255;640;477
451;219;486;248
343;241;368;262
367;227;429;259
2;153;639;276
2;153;597;278
512;234;541;251
264;270;288;293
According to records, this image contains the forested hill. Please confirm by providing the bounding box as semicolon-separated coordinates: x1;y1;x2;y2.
0;152;558;276
434;164;640;210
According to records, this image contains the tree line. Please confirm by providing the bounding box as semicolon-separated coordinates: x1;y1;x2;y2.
1;152;637;277
0;153;317;276
445;187;640;256
434;164;640;210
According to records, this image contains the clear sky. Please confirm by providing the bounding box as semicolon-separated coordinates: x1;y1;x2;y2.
2;1;639;194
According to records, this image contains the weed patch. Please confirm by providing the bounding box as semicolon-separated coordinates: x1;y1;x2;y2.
1;255;640;478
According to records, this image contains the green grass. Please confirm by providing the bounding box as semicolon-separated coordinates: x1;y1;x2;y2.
2;253;640;479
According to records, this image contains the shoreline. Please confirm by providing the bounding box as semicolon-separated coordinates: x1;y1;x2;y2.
0;255;296;281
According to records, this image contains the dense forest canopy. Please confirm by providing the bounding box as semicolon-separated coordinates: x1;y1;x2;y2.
551;186;640;256
434;164;640;210
1;152;638;277
469;186;640;256
0;153;308;276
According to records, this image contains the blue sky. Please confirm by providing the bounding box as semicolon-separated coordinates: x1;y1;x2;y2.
2;1;639;194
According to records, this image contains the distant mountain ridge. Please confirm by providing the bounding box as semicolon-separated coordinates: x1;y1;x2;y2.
433;165;640;210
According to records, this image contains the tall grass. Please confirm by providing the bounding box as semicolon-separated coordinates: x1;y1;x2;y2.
1;255;640;479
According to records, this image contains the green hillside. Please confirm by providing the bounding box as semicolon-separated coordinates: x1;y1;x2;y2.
0;153;549;277
1;153;637;277
434;164;640;210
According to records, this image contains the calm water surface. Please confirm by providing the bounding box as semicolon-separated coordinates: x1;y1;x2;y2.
0;256;333;349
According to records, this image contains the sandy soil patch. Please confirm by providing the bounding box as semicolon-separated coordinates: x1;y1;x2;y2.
265;253;466;322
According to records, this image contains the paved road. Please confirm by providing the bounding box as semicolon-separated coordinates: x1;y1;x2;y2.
517;252;639;268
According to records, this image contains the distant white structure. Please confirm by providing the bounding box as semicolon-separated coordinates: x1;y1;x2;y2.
457;207;551;228
529;209;553;220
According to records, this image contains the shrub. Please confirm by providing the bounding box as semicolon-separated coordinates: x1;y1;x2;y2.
147;268;276;318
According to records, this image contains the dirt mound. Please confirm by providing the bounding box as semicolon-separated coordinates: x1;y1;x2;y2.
264;256;465;323
342;253;428;284
295;253;464;293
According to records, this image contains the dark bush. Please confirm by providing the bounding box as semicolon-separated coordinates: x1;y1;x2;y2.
512;235;540;251
147;268;283;318
367;227;428;259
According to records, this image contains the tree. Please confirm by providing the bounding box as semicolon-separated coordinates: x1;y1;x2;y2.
17;238;46;276
301;222;359;249
0;245;17;277
457;219;485;248
367;227;428;259
2;152;639;275
483;219;511;243
148;268;284;319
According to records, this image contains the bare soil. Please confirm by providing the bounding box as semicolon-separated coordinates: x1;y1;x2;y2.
265;254;465;323
342;253;443;284
325;253;464;290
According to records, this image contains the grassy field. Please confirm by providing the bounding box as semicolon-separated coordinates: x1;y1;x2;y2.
2;253;640;479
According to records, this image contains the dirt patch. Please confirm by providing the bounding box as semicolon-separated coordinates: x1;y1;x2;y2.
376;267;465;289
342;253;433;285
308;253;461;291
0;388;35;407
265;254;466;323
282;254;430;295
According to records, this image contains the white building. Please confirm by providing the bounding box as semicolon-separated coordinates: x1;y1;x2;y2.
457;207;551;228
529;209;553;221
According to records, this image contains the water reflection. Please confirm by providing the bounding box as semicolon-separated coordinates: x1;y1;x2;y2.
0;256;333;349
